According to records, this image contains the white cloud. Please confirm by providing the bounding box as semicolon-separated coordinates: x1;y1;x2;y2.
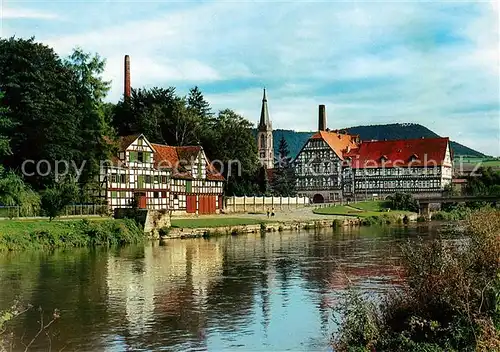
1;7;59;20
5;1;500;155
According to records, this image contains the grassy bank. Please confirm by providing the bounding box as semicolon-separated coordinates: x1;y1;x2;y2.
313;201;412;219
0;218;144;251
171;217;268;229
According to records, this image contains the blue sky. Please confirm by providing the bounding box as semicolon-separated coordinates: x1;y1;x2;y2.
1;0;499;155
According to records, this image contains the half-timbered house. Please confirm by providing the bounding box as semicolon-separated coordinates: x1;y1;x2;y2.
294;105;453;203
342;137;453;200
294;105;359;203
99;134;225;214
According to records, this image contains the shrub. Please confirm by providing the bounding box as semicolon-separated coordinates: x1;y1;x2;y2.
386;192;419;212
332;209;500;351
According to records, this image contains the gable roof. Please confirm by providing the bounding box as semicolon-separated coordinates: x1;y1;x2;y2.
311;130;359;160
151;143;224;181
347;137;450;168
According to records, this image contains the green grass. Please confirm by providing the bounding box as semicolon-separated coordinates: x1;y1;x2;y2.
313;200;411;219
349;200;388;212
454;157;500;168
171;217;268;228
0;218;144;251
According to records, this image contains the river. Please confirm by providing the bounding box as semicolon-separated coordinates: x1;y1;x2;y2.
0;224;444;351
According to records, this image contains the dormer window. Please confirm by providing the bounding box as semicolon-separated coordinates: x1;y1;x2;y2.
409;153;418;162
380;155;388;163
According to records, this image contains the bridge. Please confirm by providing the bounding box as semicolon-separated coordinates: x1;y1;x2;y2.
417;195;500;218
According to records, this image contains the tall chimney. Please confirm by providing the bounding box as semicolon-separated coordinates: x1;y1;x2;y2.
318;104;326;131
124;55;131;99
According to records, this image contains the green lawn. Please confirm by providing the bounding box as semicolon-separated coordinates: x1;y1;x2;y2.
348;200;388;212
171;217;267;228
313;201;411;218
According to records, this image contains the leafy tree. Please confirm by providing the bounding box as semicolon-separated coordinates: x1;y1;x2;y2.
0;168;41;217
271;136;296;196
0;91;14;159
386;192;418;212
63;47;111;103
256;165;270;196
0;37;110;190
187;86;212;120
41;178;79;220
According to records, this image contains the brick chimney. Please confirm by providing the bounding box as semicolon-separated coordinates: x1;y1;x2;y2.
124;55;131;99
318;104;326;131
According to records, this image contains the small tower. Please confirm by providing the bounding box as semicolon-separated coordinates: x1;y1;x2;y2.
257;88;274;169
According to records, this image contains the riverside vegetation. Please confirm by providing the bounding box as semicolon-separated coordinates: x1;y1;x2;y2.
0;218;144;251
332;209;500;352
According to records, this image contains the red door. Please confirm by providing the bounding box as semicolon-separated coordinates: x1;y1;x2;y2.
199;195;216;214
218;196;223;210
186;195;197;213
136;194;147;209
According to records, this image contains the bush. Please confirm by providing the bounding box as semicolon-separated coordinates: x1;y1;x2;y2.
41;179;78;220
332;209;500;351
386;192;419;212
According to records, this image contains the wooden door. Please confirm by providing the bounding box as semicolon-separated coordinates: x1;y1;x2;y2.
135;193;147;209
199;195;216;214
186;195;197;213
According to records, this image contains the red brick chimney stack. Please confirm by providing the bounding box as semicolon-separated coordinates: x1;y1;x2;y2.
318;104;326;131
124;55;131;99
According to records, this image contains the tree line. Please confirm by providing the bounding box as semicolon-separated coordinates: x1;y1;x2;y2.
0;37;296;216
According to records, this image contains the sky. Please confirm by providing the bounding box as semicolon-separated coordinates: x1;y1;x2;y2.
1;0;499;156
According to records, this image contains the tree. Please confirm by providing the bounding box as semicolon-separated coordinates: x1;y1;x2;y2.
63;47;111;103
0;37;110;190
41;177;78;220
386;192;418;212
187;86;212;120
276;135;291;168
0;91;14;159
0;168;40;217
271;136;296;196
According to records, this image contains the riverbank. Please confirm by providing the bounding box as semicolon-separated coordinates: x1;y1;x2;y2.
0;218;145;251
165;201;416;238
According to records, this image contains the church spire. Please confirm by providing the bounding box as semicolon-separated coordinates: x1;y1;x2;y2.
258;88;271;131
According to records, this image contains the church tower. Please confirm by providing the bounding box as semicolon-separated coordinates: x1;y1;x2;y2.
257;88;274;169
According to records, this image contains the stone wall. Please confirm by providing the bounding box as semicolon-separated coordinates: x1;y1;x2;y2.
114;208;171;238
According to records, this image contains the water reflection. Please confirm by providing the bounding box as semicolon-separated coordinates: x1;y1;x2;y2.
0;224;442;351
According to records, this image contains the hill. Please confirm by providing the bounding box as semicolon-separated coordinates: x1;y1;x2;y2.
254;123;485;159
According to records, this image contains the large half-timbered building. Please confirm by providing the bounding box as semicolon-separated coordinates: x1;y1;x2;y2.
294;105;453;203
99;134;225;214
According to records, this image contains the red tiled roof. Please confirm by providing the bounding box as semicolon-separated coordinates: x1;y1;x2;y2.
151;143;225;181
346;137;450;168
176;146;201;162
311;130;359;160
152;144;179;169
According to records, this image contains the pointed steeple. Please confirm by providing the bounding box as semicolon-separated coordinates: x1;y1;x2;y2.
258;88;272;131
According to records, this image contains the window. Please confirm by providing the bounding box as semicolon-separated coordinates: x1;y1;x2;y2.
120;174;126;184
137;138;143;146
145;175;151;184
111;191;117;198
153;192;159;198
120;191;126;198
161;175;167;184
173;194;178;200
110;174;117;183
162;191;167;198
154;175;159;183
137;152;144;162
186;180;192;193
129;151;138;162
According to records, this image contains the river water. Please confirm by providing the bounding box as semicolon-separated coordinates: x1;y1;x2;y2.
0;224;443;351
